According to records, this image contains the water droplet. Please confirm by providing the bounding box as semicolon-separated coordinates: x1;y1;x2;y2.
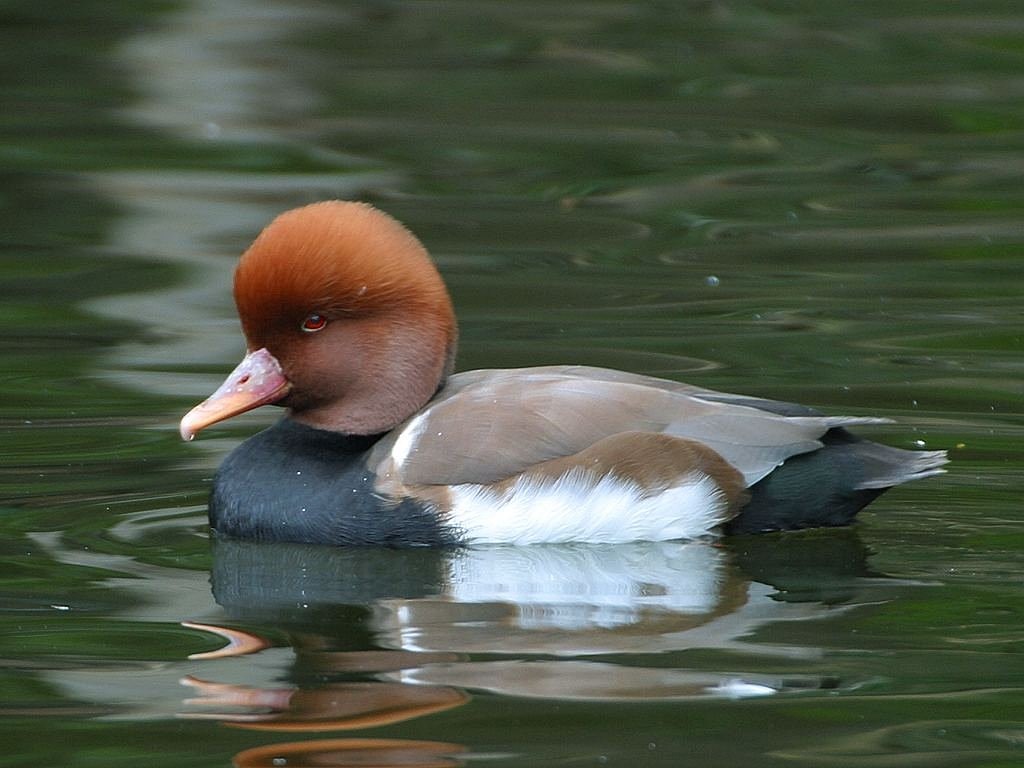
914;440;926;447
704;275;720;287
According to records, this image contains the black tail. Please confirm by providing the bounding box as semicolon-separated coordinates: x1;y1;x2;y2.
726;428;947;535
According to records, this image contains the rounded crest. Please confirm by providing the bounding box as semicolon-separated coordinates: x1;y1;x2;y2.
234;201;454;345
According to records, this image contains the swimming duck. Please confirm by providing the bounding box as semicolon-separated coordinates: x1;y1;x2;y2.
180;201;947;546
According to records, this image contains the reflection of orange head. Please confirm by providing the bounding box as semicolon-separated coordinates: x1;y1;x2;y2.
220;682;468;732
233;738;466;768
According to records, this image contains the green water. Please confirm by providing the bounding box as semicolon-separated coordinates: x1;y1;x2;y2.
2;1;1022;766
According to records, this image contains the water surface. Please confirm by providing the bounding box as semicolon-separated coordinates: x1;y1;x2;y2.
2;2;1022;766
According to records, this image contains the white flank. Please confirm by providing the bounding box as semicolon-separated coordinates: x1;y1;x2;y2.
447;469;726;545
390;411;429;467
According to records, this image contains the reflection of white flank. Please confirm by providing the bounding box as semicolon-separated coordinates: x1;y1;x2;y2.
374;541;844;700
446;541;724;628
373;541;834;657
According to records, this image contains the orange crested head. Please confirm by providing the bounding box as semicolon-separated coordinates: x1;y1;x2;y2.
177;201;461;436
234;201;455;350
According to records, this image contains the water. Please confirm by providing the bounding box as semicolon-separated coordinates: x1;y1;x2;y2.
2;1;1023;766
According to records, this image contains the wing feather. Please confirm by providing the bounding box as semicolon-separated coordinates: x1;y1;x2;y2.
370;367;869;488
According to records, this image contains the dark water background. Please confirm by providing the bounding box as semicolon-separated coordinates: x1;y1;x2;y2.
2;2;1023;766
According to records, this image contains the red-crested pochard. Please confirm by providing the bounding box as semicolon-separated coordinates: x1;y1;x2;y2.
180;201;947;546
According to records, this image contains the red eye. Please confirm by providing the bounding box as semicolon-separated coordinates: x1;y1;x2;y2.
300;313;328;333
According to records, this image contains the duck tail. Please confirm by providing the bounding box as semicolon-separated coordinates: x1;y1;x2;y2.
847;441;948;491
725;429;948;535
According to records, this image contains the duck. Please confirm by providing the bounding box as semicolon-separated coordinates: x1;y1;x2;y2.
180;201;947;547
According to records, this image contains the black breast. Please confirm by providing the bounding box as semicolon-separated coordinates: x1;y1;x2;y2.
209;418;459;547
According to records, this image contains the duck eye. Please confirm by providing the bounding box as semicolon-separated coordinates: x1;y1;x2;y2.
300;313;328;333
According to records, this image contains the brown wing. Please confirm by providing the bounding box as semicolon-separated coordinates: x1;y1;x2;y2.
369;366;883;489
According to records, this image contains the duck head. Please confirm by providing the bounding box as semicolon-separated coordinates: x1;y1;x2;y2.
180;201;458;440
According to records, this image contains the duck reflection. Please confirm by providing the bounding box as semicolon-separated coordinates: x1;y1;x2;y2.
172;533;876;765
370;540;818;659
231;738;466;768
202;532;871;704
181;668;468;730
